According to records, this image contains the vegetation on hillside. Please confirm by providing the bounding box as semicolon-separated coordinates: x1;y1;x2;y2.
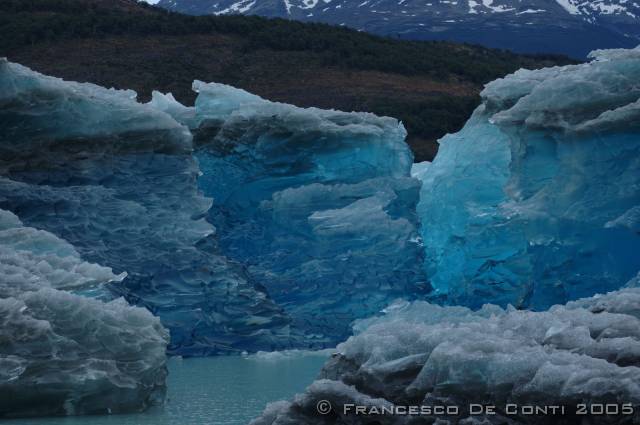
0;0;575;160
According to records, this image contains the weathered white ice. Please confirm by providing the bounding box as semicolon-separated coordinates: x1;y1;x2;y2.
252;287;640;424
0;209;124;298
0;289;169;418
0;209;168;418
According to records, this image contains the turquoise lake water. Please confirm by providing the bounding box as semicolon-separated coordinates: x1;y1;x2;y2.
3;351;331;425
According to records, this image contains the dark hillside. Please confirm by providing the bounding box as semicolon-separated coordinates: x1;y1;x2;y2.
0;0;575;160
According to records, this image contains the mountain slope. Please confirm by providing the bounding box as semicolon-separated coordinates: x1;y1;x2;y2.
0;0;572;161
154;0;640;58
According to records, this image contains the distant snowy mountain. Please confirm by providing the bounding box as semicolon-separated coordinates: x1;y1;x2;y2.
150;0;640;57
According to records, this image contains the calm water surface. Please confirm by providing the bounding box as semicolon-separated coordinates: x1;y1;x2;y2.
4;351;330;425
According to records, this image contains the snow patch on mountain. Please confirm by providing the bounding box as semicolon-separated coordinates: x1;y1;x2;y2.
214;0;257;14
152;0;640;57
555;0;580;14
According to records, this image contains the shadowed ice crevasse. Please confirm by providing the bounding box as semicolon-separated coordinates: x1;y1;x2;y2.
150;82;430;346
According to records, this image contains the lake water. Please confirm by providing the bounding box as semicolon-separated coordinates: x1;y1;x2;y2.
3;350;331;425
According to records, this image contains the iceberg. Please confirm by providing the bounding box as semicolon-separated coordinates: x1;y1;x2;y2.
0;61;429;415
0;59;293;356
251;47;640;425
187;81;429;345
1;59;426;353
5;42;640;422
415;47;640;309
0;209;168;418
251;287;640;425
0;291;169;418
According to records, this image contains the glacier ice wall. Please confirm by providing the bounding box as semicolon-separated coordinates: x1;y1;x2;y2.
184;82;429;346
415;47;640;309
0;209;169;418
251;286;640;425
0;59;294;356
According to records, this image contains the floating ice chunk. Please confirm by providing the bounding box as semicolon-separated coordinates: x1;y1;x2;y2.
0;289;169;418
0;212;167;418
252;287;640;424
